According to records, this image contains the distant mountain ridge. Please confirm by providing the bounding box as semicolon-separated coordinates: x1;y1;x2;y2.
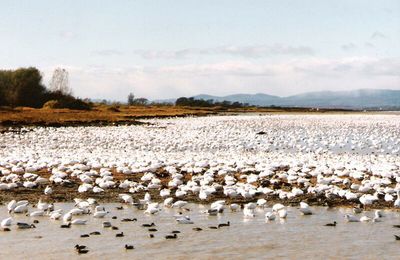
155;89;400;109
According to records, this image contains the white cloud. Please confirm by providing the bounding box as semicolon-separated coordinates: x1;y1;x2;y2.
341;43;356;51
92;49;123;56
135;44;314;59
371;31;386;39
40;57;400;100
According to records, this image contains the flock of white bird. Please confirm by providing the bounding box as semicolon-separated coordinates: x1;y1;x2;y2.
0;114;399;211
0;193;390;232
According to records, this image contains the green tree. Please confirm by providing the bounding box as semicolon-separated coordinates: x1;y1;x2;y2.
9;67;46;107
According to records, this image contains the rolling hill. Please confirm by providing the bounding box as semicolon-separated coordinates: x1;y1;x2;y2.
156;89;400;109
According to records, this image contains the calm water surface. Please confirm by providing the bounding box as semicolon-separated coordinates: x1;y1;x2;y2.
1;203;399;259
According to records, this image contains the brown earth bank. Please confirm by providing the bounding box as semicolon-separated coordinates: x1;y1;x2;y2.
0;168;396;210
0;105;357;130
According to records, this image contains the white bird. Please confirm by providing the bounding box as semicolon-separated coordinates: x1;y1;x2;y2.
63;213;72;222
93;186;104;193
384;193;394;202
176;216;194;224
13;204;28;214
278;208;288;218
68;208;84;215
44;186;53;195
359;194;375;208
71;219;87;225
144;192;151;203
257;199;267;207
93;207;108;218
87;198;97;205
29;210;45;217
272;203;285;212
7;200;17;212
375;210;383;218
50;212;62;220
244;202;257;210
243;208;256;218
163;197;174;207
344;214;359;222
172;200;188;208
119;194;133;204
394;191;400;208
160;189;171;197
265;212;276;221
210;200;225;210
37;200;50;211
360;216;371;222
1;217;12;227
15;200;29;207
230;203;240;211
145;203;160;214
299;202;312;215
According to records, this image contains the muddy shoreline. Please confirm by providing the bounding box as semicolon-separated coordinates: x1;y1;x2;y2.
0;168;397;210
0;184;395;210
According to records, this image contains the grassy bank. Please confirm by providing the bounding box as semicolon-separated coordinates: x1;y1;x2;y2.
0;104;357;129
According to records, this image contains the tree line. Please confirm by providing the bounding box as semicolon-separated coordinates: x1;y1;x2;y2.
175;97;249;108
0;67;90;109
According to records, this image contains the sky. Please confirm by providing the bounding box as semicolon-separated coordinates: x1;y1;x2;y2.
1;0;399;101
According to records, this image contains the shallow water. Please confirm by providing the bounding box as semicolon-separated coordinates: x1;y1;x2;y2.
1;203;400;259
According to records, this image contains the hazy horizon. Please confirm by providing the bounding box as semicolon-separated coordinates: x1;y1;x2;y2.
1;0;399;101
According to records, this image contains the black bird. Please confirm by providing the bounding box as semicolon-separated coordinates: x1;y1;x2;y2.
209;226;218;229
2;228;11;232
80;234;90;238
75;245;87;250
393;225;400;228
171;230;180;234
33;220;39;224
122;218;137;222
142;222;155;227
148;228;157;232
112;226;119;230
90;231;101;235
165;234;177;239
112;216;117;220
116;232;124;237
125;244;134;250
149;234;154;238
17;223;36;229
325;221;337;227
218;221;230;228
61;223;71;228
77;248;89;254
103;222;112;228
395;235;400;240
192;227;202;231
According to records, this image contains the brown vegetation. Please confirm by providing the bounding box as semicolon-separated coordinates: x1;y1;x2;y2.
0;104;358;129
